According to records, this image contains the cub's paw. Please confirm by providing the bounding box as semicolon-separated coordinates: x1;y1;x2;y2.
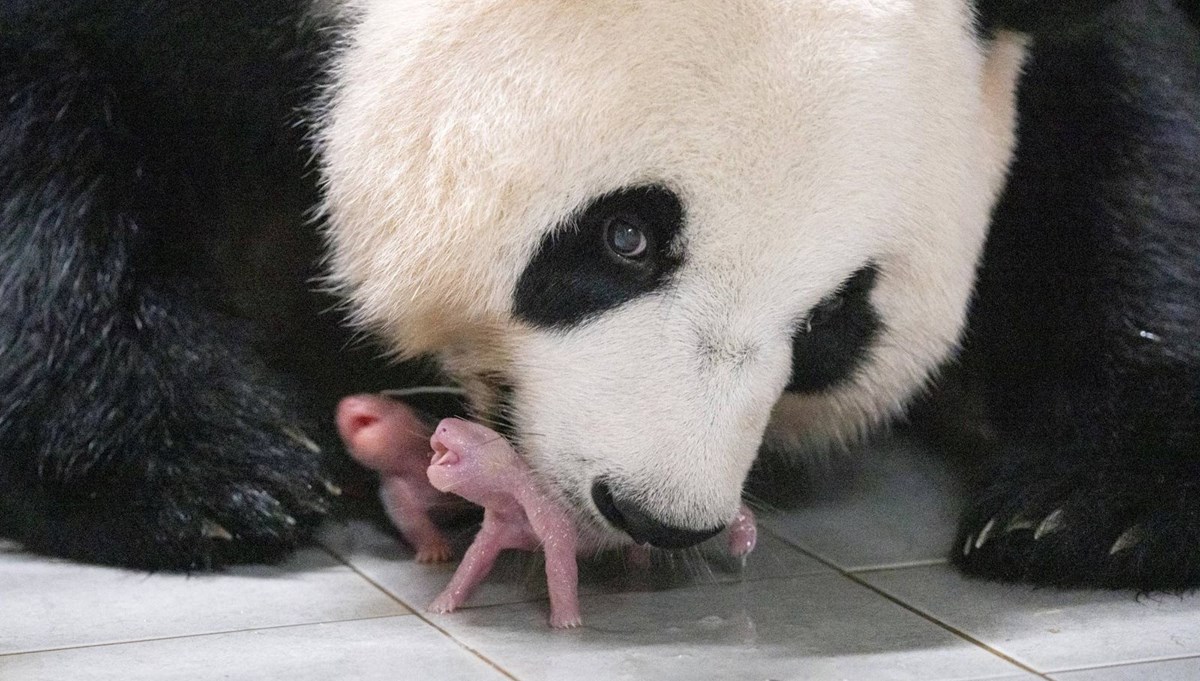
414;541;454;564
549;611;583;629
953;454;1200;591
427;593;461;614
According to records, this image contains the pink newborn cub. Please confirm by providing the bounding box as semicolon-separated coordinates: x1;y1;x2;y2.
337;393;760;629
424;418;759;629
426;418;583;629
336;395;455;563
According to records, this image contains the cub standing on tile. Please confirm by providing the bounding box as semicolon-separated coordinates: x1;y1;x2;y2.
336;393;759;627
2;0;1198;594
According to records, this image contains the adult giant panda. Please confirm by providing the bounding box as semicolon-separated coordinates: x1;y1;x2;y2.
2;0;1197;591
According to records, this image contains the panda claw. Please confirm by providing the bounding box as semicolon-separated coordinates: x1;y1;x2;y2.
201;519;234;540
1003;515;1035;534
1109;526;1145;555
282;426;323;454
1033;509;1064;540
962;533;975;557
974;518;997;549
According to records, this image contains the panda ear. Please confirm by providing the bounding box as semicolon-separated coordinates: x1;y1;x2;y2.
974;0;1121;37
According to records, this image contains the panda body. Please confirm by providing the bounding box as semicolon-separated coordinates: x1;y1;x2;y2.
1;0;1198;589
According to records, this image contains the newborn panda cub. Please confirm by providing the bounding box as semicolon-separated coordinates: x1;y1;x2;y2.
335;395;458;563
337;394;757;628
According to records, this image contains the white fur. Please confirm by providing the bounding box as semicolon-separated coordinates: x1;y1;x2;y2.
320;1;1026;541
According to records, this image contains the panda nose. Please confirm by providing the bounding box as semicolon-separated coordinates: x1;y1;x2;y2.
590;479;724;549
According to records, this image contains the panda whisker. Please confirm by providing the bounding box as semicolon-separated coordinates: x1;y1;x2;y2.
381;386;468;399
739;490;783;515
688;545;719;584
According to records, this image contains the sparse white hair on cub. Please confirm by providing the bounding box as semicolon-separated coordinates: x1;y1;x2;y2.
320;0;1026;543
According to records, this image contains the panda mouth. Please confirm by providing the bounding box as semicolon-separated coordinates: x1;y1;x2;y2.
461;376;700;549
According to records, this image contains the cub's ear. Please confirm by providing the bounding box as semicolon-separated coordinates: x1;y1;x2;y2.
974;0;1122;36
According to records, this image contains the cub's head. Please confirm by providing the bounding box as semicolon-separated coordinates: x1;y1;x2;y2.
320;1;1025;548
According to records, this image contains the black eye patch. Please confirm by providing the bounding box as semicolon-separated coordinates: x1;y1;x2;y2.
786;264;883;393
513;186;685;329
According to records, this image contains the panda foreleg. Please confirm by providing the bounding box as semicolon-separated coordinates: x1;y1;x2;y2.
954;1;1200;590
0;30;331;570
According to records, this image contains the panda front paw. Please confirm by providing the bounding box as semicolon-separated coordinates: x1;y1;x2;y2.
953;454;1200;591
145;426;335;570
12;418;335;571
9;318;339;570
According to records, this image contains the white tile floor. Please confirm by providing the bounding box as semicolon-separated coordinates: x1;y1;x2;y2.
5;437;1200;681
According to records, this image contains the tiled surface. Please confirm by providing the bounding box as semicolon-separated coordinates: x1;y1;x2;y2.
1;617;505;681
318;517;828;613
5;436;1200;680
863;564;1200;672
1050;658;1200;680
760;439;964;570
0;547;407;655
427;574;1033;681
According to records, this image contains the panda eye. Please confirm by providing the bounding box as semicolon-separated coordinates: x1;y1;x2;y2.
604;215;649;260
513;185;685;329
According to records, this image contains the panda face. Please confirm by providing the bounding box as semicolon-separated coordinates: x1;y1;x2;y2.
321;1;1027;545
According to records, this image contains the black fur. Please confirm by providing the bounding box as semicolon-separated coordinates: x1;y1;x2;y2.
513;186;686;329
973;0;1123;36
952;0;1200;589
786;264;882;394
0;1;424;570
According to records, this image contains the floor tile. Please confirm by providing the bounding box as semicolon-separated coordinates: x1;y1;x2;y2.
760;438;963;571
0;616;505;681
1050;657;1200;680
0;547;408;655
320;518;828;614
428;572;1033;681
863;564;1200;672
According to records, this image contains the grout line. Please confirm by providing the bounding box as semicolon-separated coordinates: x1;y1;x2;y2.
756;525;840;566
316;526;828;608
318;545;521;681
849;558;950;573
409;567;835;619
846;574;1051;680
0;613;413;659
1045;652;1200;676
758;524;949;573
321;524;1050;678
757;530;1052;680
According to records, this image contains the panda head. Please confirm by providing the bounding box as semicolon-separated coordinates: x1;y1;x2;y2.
320;1;1026;548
